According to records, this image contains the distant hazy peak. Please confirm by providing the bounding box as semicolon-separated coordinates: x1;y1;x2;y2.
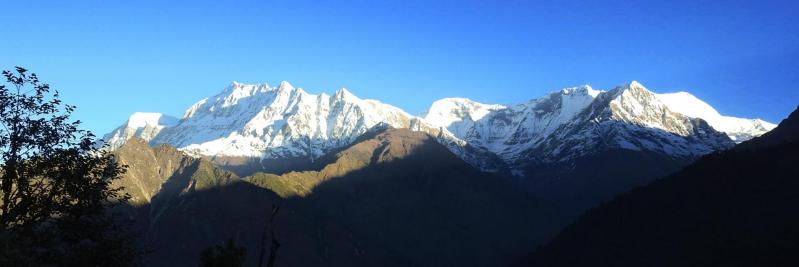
423;98;506;128
656;91;721;117
655;90;776;142
102;112;179;150
125;112;178;129
737;105;799;149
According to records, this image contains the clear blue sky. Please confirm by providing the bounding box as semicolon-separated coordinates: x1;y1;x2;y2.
1;0;797;134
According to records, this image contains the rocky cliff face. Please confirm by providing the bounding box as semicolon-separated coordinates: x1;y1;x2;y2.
426;81;740;175
522;81;733;165
104;80;772;176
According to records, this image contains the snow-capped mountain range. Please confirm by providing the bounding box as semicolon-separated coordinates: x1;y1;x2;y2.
151;81;422;159
104;80;775;174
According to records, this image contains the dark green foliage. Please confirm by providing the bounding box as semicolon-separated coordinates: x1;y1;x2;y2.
0;67;137;266
199;239;247;267
522;107;799;266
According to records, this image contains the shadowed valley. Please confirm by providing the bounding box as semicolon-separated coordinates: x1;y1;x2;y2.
114;129;559;266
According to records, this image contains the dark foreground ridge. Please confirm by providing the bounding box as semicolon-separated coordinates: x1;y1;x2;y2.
115;128;558;266
521;106;799;266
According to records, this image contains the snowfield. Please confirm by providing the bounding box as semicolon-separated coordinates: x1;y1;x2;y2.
104;81;774;173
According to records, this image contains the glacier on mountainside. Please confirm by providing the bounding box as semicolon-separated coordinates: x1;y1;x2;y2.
104;80;775;174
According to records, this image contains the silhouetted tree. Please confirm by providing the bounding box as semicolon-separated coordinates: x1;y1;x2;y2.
0;67;137;266
200;239;247;267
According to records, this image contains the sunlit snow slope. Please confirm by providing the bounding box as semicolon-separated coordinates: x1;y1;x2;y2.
104;81;774;173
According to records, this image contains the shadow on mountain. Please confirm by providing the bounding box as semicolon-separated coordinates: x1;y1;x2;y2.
276;132;559;266
109;85;783;266
204;124;394;177
520;106;799;266
735;105;799;151
132;179;408;267
512;120;725;236
520;148;693;225
124;129;561;266
116;115;746;266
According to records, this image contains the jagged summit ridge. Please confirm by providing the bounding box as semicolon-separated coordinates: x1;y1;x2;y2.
422;84;602;165
149;81;420;160
527;82;734;164
421;81;738;171
104;80;774;174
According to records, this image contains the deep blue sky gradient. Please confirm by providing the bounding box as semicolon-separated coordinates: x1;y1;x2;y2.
1;0;798;134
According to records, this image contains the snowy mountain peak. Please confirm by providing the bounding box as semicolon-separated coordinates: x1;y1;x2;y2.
227;81;268;93
656;91;722;118
603;81;657;103
126;112;178;129
600;81;711;138
334;87;357;101
105;80;775;174
655;90;776;142
424;98;505;128
278;81;295;91
612;80;652;96
103;112;179;150
229;80;244;87
429;97;485;106
138;81;425;160
218;82;275;108
560;85;600;98
526;82;736;164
